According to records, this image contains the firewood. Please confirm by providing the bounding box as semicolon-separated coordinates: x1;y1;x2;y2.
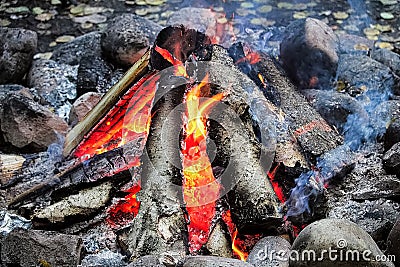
128;70;187;263
190;46;282;233
0;154;25;186
63;50;151;157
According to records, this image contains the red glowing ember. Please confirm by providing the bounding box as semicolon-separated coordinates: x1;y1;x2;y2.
181;74;224;253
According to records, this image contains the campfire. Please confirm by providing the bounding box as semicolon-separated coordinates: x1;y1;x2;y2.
1;3;399;267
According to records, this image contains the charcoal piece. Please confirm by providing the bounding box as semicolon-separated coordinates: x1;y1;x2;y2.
280;18;339;89
150;25;211;71
1;228;83;267
183;256;254;267
383;142;400;176
191;45;282;233
302;89;367;132
128;71;187;263
80;250;128;267
253;52;343;157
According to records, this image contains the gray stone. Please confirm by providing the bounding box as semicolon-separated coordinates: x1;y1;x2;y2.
383;101;400;150
383;142;400;176
0;92;68;152
247;236;290;267
290;219;394;267
183;256;254;267
128;255;165;267
0;84;25;101
371;49;400;96
387;218;400;267
337;33;374;55
0;27;37;84
302;89;367;132
69;92;103;126
80;250;127;267
337;54;394;96
1;228;83;267
27;59;78;119
280;18;339;89
101;14;162;67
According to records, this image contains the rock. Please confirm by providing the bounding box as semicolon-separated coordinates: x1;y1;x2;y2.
0;27;37;84
27;59;78;119
128;255;165;267
33;181;113;225
302;89;367;132
247;236;290;267
205;222;232;258
1;228;83;267
383;142;400;176
337;33;374;55
387;218;400;267
101;14;162;67
0;92;68;152
337;54;394;96
167;8;222;39
81;250;127;267
290;219;394;267
69;92;103;126
51;31;102;66
382;101;400;150
183;256;254;267
0;84;25;101
280;18;339;89
371;49;400;95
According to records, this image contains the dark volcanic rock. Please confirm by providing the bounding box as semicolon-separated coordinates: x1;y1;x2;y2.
290;219;394;267
1;228;83;267
51;31;102;66
27;59;77;119
280;18;339;89
382;101;400;150
371;49;400;77
0;84;26;101
183;256;254;267
247;236;290;267
383;142;400;176
0;92;68;152
101;14;162;67
337;54;394;96
0;27;37;84
387;218;400;267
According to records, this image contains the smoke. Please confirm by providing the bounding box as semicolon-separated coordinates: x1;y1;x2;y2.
286;74;393;217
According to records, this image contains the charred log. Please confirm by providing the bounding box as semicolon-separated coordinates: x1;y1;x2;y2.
229;43;343;159
188;45;282;233
127;71;187;263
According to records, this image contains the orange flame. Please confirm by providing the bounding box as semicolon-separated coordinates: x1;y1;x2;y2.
181;74;224;252
232;229;248;261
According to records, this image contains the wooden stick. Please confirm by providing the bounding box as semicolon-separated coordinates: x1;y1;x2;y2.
63;50;151;157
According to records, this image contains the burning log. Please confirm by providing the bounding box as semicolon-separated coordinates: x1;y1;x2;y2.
190;45;282;233
63;50;151;157
127;70;187;263
229;43;343;159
